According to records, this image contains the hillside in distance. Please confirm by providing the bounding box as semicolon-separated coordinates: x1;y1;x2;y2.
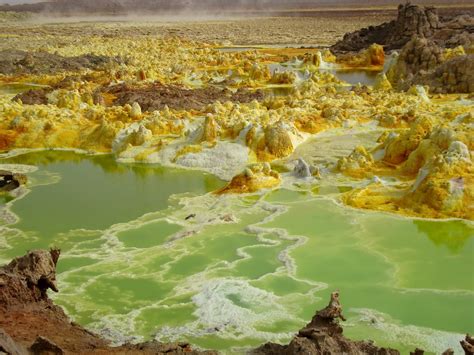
1;0;473;15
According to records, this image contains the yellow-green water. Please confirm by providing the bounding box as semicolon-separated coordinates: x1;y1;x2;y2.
0;151;473;354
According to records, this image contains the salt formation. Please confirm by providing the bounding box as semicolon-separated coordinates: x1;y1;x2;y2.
216;163;280;194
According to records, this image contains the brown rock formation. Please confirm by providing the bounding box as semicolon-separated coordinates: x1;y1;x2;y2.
252;291;399;355
461;334;474;355
416;54;474;93
331;3;473;53
0;50;122;76
386;36;444;90
13;88;51;106
387;36;474;93
102;83;264;112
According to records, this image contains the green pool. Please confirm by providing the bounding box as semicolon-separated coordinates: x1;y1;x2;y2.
0;151;472;354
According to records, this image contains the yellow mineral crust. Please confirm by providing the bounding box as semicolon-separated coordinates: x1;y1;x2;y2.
216;163;281;194
336;44;385;68
341;120;473;219
260;124;294;160
382;117;434;165
443;46;466;61
337;146;374;178
201;114;219;143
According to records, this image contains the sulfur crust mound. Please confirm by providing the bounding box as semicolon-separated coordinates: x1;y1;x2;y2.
216;163;281;194
340;119;473;219
336;44;385;68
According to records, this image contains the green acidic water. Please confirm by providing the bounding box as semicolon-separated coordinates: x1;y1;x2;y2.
0;151;472;354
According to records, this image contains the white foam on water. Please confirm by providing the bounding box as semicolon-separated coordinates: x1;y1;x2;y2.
0;163;38;174
349;308;465;354
89;311;145;346
0;147;101;159
155;278;299;343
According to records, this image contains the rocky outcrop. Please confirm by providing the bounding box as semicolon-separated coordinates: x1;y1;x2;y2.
0;249;216;354
386;36;443;90
387;36;474;93
414;54;474;93
461;335;474;354
263;125;294;159
252;291;399;355
0;170;27;192
331;3;473;53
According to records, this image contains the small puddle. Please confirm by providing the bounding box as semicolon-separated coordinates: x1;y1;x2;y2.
0;83;49;96
216;46;260;53
323;69;381;86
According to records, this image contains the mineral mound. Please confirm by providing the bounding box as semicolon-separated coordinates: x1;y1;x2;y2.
331;2;474;52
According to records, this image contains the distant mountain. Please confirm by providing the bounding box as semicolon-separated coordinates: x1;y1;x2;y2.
1;0;472;14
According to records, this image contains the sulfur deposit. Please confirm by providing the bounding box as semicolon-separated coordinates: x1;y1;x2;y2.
0;9;472;216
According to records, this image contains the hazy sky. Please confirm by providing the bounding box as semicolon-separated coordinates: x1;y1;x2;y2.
0;0;43;4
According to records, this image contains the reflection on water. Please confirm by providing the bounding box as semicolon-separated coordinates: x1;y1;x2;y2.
1;151;224;236
414;219;473;253
216;46;259;53
0;83;49;96
323;69;380;86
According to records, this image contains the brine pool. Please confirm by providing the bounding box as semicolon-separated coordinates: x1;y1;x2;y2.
0;151;472;354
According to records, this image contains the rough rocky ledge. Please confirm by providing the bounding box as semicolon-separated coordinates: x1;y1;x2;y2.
0;250;472;354
331;2;473;52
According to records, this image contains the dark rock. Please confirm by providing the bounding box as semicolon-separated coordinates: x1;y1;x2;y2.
13;89;51;106
315;290;346;321
0;171;27;192
29;336;64;355
461;334;474;355
103;82;265;112
0;49;123;76
252;291;400;355
0;249;60;306
121;340;217;354
387;36;474;93
331;3;473;53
